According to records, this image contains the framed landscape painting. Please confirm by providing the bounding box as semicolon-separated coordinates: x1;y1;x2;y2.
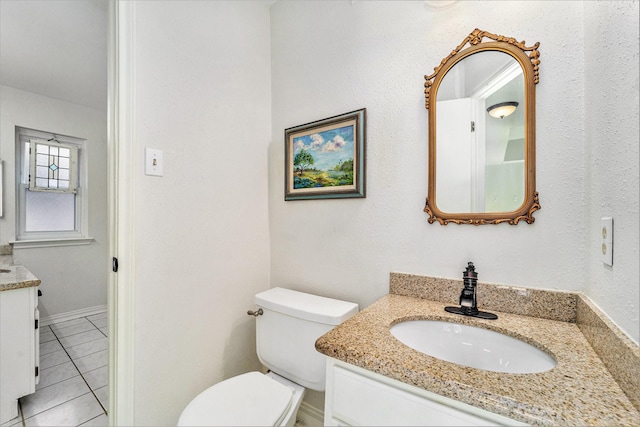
285;108;366;201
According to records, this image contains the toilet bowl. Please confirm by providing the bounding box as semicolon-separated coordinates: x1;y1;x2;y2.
177;287;358;427
177;371;305;427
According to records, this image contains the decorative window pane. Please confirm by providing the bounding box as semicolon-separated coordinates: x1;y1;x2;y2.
36;166;48;178
28;139;78;193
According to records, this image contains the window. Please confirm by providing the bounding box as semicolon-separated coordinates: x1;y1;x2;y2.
15;127;88;243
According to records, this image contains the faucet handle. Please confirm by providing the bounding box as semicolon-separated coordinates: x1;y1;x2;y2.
463;261;477;279
463;262;478;289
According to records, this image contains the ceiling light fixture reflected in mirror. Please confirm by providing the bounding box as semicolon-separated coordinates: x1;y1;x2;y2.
487;101;518;119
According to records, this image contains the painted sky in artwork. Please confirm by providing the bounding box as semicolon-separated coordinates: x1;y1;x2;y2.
293;125;354;171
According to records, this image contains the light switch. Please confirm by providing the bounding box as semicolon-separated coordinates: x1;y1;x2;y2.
600;217;613;266
145;148;163;177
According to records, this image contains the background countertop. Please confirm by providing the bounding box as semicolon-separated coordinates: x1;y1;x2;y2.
0;265;41;292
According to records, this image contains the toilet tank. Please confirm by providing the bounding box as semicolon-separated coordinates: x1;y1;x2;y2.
255;287;358;392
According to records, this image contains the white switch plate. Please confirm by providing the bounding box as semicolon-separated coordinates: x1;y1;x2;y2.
600;217;613;266
145;148;163;177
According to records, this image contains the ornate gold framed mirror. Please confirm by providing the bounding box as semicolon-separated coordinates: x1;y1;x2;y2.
424;29;541;225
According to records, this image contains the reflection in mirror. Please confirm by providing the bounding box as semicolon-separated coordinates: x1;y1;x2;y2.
436;51;525;213
424;29;540;225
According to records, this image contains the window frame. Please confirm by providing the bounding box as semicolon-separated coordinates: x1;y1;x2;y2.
15;127;89;243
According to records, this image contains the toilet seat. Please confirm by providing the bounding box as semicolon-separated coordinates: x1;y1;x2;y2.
177;372;294;426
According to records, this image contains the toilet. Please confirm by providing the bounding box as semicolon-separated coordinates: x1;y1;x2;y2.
178;287;358;426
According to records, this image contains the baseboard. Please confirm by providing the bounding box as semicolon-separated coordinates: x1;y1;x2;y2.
296;401;324;427
40;304;107;326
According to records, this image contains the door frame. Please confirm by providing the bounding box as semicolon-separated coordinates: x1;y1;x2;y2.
107;1;135;424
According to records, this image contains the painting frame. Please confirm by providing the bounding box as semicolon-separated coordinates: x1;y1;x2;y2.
285;108;366;201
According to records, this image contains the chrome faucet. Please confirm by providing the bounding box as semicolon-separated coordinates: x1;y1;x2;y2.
445;262;497;320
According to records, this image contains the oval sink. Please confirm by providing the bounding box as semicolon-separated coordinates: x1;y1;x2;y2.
390;320;556;374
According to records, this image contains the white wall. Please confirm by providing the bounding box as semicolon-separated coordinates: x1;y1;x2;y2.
0;85;108;317
130;1;272;424
270;0;638;351
583;1;639;342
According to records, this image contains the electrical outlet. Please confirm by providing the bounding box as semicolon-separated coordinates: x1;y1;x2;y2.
145;148;163;177
600;217;613;266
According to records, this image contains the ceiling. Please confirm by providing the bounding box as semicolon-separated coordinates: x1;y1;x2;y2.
0;0;108;111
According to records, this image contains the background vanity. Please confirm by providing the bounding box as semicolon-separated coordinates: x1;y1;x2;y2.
0;265;41;424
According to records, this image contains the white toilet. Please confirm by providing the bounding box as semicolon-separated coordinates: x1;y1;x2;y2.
178;287;358;426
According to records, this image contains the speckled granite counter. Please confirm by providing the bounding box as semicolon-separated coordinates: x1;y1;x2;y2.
0;265;41;291
316;275;640;426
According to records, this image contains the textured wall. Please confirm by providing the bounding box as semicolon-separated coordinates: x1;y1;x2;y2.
583;1;639;343
131;2;272;424
270;0;638;349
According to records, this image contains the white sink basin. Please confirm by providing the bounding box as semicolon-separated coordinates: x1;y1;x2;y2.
390;320;556;374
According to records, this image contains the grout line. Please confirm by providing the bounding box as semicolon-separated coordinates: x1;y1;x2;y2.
85;317;108;339
79;413;106;427
63;336;107;351
35;366;80;392
65;346;105;361
40;317;108;420
50;326;101;340
50;323;108;417
85;318;100;329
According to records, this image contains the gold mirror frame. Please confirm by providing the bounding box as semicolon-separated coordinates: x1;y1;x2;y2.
424;29;541;225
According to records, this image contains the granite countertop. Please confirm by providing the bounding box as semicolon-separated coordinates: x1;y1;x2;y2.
0;265;41;292
316;293;640;426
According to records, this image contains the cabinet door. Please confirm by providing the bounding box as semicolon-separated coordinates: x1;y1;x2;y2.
0;287;38;424
325;359;525;427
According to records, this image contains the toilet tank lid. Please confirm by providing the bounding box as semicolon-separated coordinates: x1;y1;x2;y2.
255;287;358;325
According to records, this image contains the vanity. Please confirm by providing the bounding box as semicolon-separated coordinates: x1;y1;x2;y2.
315;273;640;426
0;265;41;424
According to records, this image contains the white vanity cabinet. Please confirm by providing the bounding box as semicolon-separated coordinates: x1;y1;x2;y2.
0;283;40;424
324;358;525;427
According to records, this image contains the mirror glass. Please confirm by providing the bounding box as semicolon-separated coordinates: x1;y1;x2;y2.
424;29;540;225
436;51;525;213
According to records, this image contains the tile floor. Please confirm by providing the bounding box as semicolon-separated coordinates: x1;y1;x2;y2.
2;312;109;427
